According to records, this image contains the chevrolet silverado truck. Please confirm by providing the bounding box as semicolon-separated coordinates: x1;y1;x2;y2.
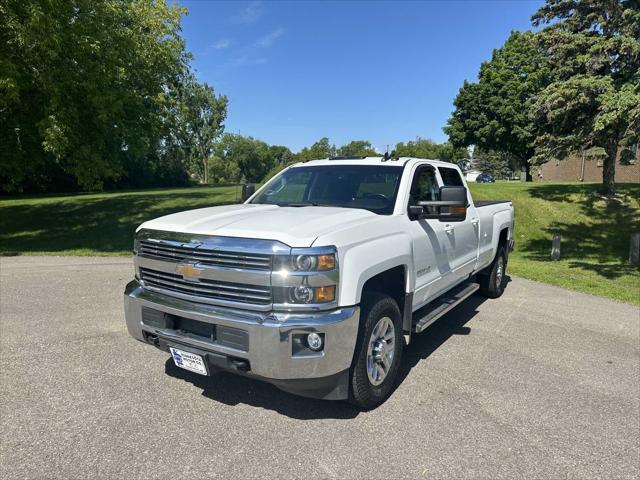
124;157;514;409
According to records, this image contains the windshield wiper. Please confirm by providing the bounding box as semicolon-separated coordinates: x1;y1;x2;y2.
286;202;322;207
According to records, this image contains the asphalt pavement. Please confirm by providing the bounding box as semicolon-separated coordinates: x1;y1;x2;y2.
1;256;638;479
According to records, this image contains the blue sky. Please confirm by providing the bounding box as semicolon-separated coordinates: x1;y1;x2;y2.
181;0;543;152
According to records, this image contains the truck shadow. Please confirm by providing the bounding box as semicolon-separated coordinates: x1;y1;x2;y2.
396;292;488;387
164;359;362;420
164;288;497;419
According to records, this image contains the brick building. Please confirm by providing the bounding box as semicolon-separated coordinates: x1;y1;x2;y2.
534;145;640;183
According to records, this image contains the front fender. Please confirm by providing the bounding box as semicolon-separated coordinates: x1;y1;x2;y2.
337;233;413;306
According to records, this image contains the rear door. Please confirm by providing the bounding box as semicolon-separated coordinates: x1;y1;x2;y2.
436;166;480;282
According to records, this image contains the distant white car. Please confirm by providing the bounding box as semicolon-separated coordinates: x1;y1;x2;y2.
124;157;514;408
465;169;483;182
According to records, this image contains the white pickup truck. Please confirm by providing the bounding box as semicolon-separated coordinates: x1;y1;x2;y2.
124;157;514;408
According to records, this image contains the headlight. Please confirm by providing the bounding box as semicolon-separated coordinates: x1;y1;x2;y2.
274;251;337;272
293;253;335;271
294;255;316;271
272;246;338;309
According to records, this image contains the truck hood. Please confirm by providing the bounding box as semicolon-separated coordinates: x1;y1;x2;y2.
137;204;379;247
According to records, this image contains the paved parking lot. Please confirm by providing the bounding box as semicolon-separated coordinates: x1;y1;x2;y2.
1;256;638;479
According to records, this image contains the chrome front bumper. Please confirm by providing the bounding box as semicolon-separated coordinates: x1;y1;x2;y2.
124;280;360;384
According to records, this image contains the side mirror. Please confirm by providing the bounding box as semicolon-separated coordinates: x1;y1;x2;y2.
409;186;468;222
408;205;424;220
241;183;255;202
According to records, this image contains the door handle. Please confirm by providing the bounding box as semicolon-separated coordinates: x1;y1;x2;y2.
444;224;454;234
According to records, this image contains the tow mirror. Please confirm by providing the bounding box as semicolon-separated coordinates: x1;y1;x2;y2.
241;183;255;202
408;205;424;219
409;186;468;222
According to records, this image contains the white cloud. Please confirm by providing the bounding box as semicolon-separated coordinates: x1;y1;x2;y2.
232;1;263;24
234;56;268;66
212;39;231;50
255;27;285;48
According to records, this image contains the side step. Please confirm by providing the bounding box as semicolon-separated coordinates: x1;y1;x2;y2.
412;282;479;333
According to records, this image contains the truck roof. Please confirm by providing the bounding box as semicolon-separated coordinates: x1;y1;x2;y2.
290;157;460;169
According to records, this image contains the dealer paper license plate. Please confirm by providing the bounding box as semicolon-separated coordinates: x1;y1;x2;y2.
169;347;208;376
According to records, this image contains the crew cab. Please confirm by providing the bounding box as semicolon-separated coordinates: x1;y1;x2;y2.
124;157;514;409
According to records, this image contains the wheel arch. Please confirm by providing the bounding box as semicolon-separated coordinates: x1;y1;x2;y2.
498;227;510;260
359;265;413;335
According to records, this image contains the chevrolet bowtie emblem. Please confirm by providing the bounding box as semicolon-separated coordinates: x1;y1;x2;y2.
175;263;204;281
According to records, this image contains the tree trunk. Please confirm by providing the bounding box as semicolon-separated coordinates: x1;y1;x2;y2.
524;162;532;182
602;143;617;196
202;157;208;185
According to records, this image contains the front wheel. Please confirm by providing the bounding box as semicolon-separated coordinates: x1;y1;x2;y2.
349;293;403;409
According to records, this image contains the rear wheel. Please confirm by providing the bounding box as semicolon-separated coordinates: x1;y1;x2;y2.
349;293;403;409
479;247;507;298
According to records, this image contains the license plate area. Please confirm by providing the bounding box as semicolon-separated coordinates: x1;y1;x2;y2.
169;347;208;376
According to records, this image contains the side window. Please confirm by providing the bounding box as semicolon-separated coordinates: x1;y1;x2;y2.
410;167;439;204
439;167;464;187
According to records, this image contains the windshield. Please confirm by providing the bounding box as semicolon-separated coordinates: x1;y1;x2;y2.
250;164;404;215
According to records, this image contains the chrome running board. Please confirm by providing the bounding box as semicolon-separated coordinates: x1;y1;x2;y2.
412;282;479;333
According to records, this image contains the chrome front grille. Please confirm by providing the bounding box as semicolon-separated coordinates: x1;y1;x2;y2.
140;267;272;305
139;240;271;271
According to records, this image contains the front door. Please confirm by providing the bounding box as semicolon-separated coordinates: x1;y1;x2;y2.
406;165;453;309
436;166;480;282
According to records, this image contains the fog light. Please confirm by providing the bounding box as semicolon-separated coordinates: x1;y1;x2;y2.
307;333;323;351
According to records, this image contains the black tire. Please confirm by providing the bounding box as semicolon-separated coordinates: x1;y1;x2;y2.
349;292;403;410
478;246;507;298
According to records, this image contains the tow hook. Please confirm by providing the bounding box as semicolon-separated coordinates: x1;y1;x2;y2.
230;359;250;372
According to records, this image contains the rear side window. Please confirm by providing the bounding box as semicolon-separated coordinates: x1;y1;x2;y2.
439;167;464;187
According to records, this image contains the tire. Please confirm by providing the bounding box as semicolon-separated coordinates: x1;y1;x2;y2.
349;292;403;410
478;246;507;298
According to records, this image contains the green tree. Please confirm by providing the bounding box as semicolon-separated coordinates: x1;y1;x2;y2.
336;140;378;157
268;145;295;165
436;142;470;163
530;0;640;195
208;155;241;184
472;148;512;178
296;137;336;161
394;138;440;158
213;134;274;183
444;31;552;181
0;0;196;192
393;137;467;162
170;73;227;184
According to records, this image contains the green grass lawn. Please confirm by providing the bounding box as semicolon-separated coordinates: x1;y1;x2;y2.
0;185;242;256
1;181;638;304
469;181;640;305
